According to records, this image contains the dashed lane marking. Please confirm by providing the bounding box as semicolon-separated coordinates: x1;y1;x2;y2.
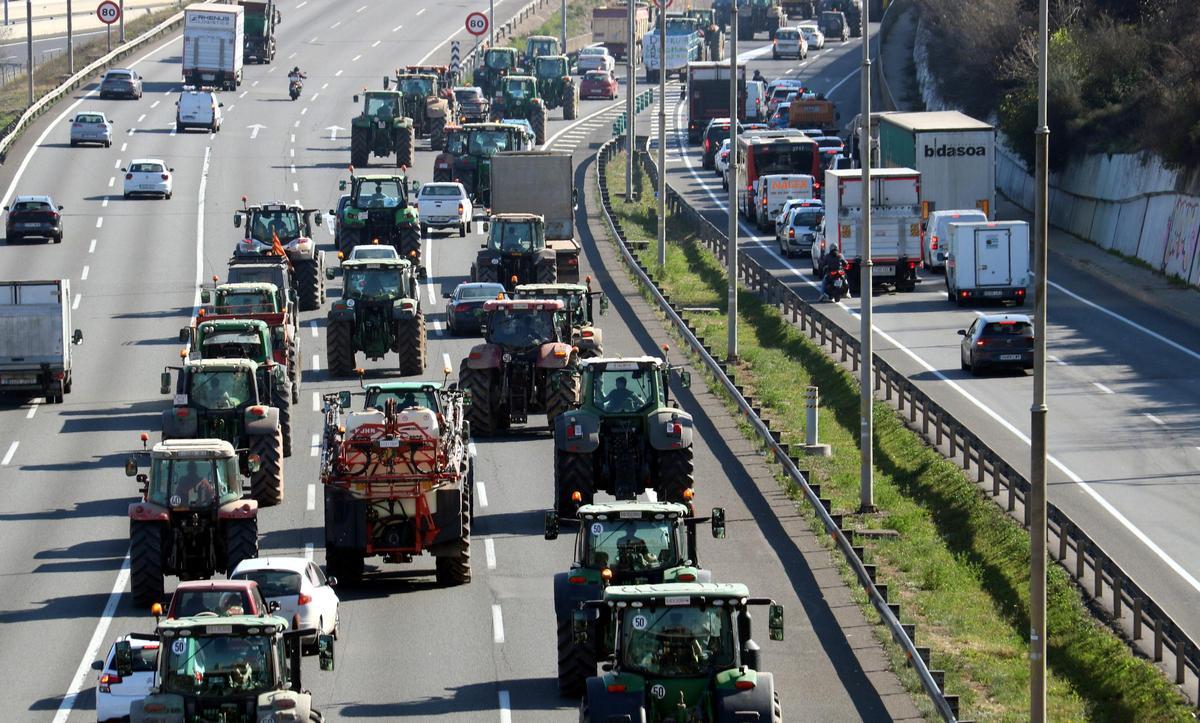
26;404;37;419
310;433;320;457
307;483;316;510
484;538;496;569
312;392;320;411
1;441;17;465
491;604;504;643
477;481;488;508
1093;382;1114;394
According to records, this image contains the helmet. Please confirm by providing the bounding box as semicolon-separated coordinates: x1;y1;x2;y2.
292;66;300;73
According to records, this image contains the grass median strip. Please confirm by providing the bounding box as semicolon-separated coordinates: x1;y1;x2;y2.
600;150;1192;721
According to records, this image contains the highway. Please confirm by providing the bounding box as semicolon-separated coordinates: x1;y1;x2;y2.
647;26;1200;647
0;2;919;720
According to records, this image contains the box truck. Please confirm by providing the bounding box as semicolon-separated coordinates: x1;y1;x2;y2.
239;0;279;64
490;152;582;282
592;4;650;61
0;280;83;403
183;3;244;90
685;61;746;143
816;168;922;293
945;220;1030;306
877;111;995;223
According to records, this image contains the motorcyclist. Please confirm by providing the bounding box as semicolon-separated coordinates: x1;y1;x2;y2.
288;67;306;98
752;69;766;84
819;245;848;301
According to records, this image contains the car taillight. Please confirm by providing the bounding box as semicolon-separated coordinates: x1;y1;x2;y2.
72;123;81;128
298;593;312;605
458;203;464;214
454;303;471;312
126;173;133;180
50;212;60;221
161;174;170;181
704;139;711;151
789;228;795;239
930;234;938;250
976;339;986;347
99;673;122;692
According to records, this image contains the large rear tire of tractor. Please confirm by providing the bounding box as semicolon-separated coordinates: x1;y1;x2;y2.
531;104;548;145
273;382;293;458
396;312;427;376
536;258;558;284
543;369;579;423
289;339;302;403
224;517;259;575
350;125;369;167
557;616;596;696
249;428;285;507
563;81;578;121
429;117;447;151
129;520;165;607
295;259;321;312
773;689;783;723
396;126;415;169
476;262;500;284
654;447;695;503
553;449;594;515
398;224;422;259
326;320;356;377
435;483;472;586
327;548;364;586
460;364;499;436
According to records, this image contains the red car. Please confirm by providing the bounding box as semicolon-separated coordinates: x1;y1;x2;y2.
165;579;274;619
580;70;618;100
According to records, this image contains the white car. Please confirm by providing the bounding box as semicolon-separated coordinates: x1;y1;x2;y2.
577;46;615;74
772;27;808;59
230;557;340;653
96;635;158;722
799;23;825;50
176;87;223;132
714;138;732;179
417;181;472;237
345;244;401;262
122;159;173;199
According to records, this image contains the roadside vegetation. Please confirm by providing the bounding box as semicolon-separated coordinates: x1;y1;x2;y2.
916;0;1200;171
601;150;1193;721
508;0;607;53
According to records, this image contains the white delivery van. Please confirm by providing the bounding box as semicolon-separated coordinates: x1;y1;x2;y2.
945;220;1030;306
754;174;814;231
176;88;224;132
924;208;987;270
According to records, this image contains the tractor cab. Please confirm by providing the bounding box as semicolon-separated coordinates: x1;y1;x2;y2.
535;55;571;82
484;47;518;72
363;381;446;417
192;319;272;362
357;90;403;122
525;35;561;63
132;440;242;512
340;258;422;303
205;282;280;317
346;175;410;210
514;282;608;357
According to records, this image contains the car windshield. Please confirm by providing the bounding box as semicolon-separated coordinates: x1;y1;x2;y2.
468;130;510;156
791;210;824;228
777;30;797;39
585;71;610;81
420;185;463;198
459;284;505;300
250;210;301;242
106;71;132;80
365;95;399;117
171;589;253;617
488;309;557;346
233;569;302;598
11;200;51;212
592;366;656;413
581;47;605;56
215;291;274;314
581;518;681;571
345;268;404;300
189;369;254;410
130;162;163;173
354;180;402;207
365;388;440;411
621;606;736;677
982;321;1034;336
399;77;433;95
148;458;232;508
488;221;538;252
200;332;264;360
161;635;275;696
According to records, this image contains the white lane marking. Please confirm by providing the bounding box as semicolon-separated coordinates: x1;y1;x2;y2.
826;65;862;96
351;54;362;62
785;68;795;74
127;127;135;136
187;146;212;336
301;107;308;116
311;354;320;371
50;558;131;723
321;83;328;90
430;318;445;336
424;239;437;304
294;120;301;128
1048;354;1067;365
26;404;37;419
498;691;512;723
392;24;403;32
442;352;453;373
491;604;504;643
416;7;426;15
88;238;97;253
251;80;259;87
468;441;477;457
80;266;89;280
136;113;146;123
290;148;295;158
101;198;109;208
310;35;319;42
290;164;296;174
1;441;17;465
476;481;488;508
96;217;103;228
310;92;320;102
239;90;248;98
297;0;307;7
310;320;319;337
335;69;343;77
304;543;314;561
312;392;320;411
311;433;320;457
356;4;368;12
150;100;159;109
72;294;82;310
372;40;381;48
1145;413;1166;426
119;142;126;152
330;20;341;29
114;158;121;169
307;483;316;510
1093;382;1114;394
293;182;300;193
484;537;496;569
544;99;625;147
1050;280;1200;362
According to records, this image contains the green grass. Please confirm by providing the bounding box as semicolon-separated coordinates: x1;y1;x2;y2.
601;150;1194;721
508;0;608;53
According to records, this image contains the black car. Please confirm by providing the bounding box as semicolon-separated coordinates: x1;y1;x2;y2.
453;87;490;124
959;314;1034;375
701;118;740;170
4;195;64;243
444;282;507;335
98;68;143;99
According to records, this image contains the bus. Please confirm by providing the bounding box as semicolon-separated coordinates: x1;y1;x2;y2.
735;134;821;219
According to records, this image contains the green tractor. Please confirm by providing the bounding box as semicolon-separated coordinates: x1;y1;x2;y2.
331;172;422;258
545;501;727;696
472;213;558;289
474;46;522;99
232;200;326;311
386;72;453;151
553;356;694;515
432;122;536;206
687;9;725;61
514;282;607;358
324;257;427;377
350;90;416;169
533;55;579;121
522;34;562;66
491;75;549;145
573;583;785;721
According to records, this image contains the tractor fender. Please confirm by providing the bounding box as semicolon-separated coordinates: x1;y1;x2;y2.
554;408;600;453
396;206;420;227
393;117;414;130
553;570;602;619
328;306;356;324
464;343;502;370
426;97;450;119
243;405;281;435
161;407;199;438
351;115;372;129
218;498;259;520
130;693;185;721
284;236;316;261
324;486;368;551
714;670;775;722
647;407;695;451
391;298;420;321
428;487;465;550
584;675;645;719
537;342;576;369
572;326;603;354
128;501;169;522
434;152;454;172
258;691;312;720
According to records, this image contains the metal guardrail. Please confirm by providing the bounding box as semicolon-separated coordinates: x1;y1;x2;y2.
595;133;960;721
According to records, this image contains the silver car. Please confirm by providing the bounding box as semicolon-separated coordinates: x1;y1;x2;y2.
576;46;614;75
98;68;143;99
69;112;113;147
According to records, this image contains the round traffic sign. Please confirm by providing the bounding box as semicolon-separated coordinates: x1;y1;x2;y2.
651;0;673;7
465;11;489;37
96;0;121;25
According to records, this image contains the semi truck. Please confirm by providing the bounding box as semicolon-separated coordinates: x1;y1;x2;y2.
182;3;244;90
817;168;922;294
592;3;650;61
490;151;582;282
945;220;1030;306
642;16;702;83
238;0;280;64
0;280;83;404
877;111;996;224
685;61;746;143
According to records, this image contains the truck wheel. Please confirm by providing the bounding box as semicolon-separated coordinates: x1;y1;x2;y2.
398;224;422;259
654;447;694;502
543;369;579;423
563;81;578;121
429;117;446;151
350;125;369;168
129;520;165;606
273;382;293;458
557;616;596;696
531;104;548;145
435;482;472;586
295;259;321;311
327;548;364;586
395;312;427;376
224;517;259;575
396;126;415;169
249;429;285;507
460;363;499;436
326;320;356;377
554;449;593;515
536;258;558;284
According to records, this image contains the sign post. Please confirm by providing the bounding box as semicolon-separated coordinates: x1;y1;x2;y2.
96;0;120;53
653;0;668;267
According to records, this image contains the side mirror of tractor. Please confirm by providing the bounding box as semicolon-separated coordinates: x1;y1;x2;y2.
315;213;324;227
325;267;336;280
160;371;172;395
599;295;609;314
124;457;139;477
544;510;559;540
113;640;134;678
317;634;335;671
382;77;390;90
337;391;351;409
200;289;211;304
710;506;726;538
353;94;359;103
72;329;83;345
768;603;785;641
679;370;692;389
482;221;489;233
233;213;242;228
411;180;421;196
179;327;192;343
571;609;589;644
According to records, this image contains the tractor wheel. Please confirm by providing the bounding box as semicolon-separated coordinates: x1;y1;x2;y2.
543;369;579;423
129;520;165;607
476;262;500;284
223;517;259;575
435;481;471;586
327;548;364;586
295;258;321;311
289;340;302;403
429;116;447;151
350;125;369;167
553;449;594;515
272;382;293;458
396;312;426;376
460;363;499;436
398;224;422;259
536;257;558;284
773;690;783;723
654;447;695;503
326;320;356;377
396;126;415;169
530;104;548;145
557;616;596;696
249;428;285;507
563;80;578;121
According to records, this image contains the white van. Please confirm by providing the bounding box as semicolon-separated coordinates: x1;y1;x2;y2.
772;27;808;60
176;88;223;133
945;220;1030;306
754;174;815;230
745;80;767;122
924;208;987;270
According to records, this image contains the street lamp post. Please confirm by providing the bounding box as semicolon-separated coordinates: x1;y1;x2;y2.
560;0;566;56
625;0;635;199
656;2;666;268
119;0;124;43
24;0;32;104
67;0;73;74
726;7;738;361
858;0;874;512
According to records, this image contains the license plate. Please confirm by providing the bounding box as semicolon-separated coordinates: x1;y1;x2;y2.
999;354;1022;361
139;185;156;190
202;73;214;80
1;375;35;385
983;290;1003;297
20;223;40;229
874;265;894;276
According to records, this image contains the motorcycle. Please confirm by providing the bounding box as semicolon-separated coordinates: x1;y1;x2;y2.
288;78;303;101
823;267;848;302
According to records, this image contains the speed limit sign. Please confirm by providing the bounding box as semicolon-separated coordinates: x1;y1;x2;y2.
651;0;673;6
96;0;121;25
465;11;489;37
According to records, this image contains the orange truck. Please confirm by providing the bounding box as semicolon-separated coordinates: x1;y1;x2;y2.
788;96;839;130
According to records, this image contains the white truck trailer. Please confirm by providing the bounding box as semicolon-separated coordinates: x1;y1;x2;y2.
0;280;83;403
945;220;1030;306
817;168;922;293
183;3;244;91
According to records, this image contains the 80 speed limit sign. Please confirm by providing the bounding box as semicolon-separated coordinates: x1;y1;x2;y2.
96;0;121;25
465;11;489;37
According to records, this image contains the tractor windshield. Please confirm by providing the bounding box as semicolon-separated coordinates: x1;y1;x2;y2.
365;388;441;412
445;130;467;155
364;95;399;118
621;606;736;678
505;79;534;98
345;268;404;301
160;634;275;696
353;180;403;208
467;129;511;156
581;518;682;571
488;309;557;347
149;458;232;508
592;365;657;413
485;50;515;70
189;369;255;410
535;57;566;78
215;291;275;315
249;210;302;243
529;39;557;56
487;221;540;253
399;77;434;96
200;332;265;361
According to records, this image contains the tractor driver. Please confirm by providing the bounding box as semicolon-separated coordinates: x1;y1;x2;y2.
196;372;242;410
367;182;391;208
615;527;657;571
174;461;216;506
649;612;705;674
600;375;644;412
218;591;245;616
223;638;262;691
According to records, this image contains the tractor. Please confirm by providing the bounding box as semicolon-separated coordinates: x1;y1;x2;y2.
349;90;416;169
433;122;536;205
545;501;727;696
474;46;522;99
533;55;579;121
686;9;725;61
385;72;453;150
198;279;300;406
472;213;558;290
124;438;260;606
224;257;302;341
514;281;608;358
160;357;286;506
553;356;695;513
573;583;785;721
458;298;580;435
324;257;427;377
490;75;549;145
331;172;422;257
232;199;326;311
522;34;562;66
737;0;785;40
123;612;335;722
